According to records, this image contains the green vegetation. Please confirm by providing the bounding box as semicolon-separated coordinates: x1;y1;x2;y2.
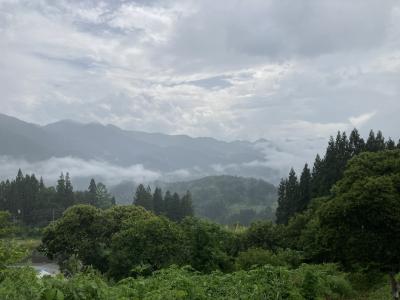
111;175;277;225
0;128;399;299
0;172;115;226
163;175;277;225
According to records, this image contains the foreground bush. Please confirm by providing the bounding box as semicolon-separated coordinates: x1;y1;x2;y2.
0;264;355;300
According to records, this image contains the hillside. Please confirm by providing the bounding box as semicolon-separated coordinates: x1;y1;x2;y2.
110;175;277;225
0;113;281;183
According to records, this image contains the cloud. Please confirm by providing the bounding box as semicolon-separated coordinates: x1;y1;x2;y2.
0;156;162;186
0;0;399;171
349;111;376;128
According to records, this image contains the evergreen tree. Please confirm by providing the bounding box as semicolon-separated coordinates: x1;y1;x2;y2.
64;173;74;208
56;173;66;208
275;179;288;225
348;128;365;156
375;130;386;151
88;178;97;206
152;187;164;215
180;191;194;219
366;130;377;152
298;164;312;213
96;182;114;209
386;138;396;150
164;190;173;217
311;154;324;197
134;184;153;211
170;192;182;221
286;168;299;219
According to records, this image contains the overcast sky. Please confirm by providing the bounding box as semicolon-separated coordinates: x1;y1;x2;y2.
1;0;400;148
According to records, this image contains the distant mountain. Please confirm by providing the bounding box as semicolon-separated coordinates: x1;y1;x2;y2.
0;113;282;183
110;175;277;225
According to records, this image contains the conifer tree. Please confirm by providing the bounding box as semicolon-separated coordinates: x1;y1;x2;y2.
298;163;312;213
366;130;377;152
64;173;74;208
134;184;153;211
275;178;288;224
88;178;97;206
164;190;173;217
386;138;396;150
180;191;194;219
152;187;164;215
276;168;300;224
375;130;386;151
349;128;365;156
164;192;181;221
311;154;324;197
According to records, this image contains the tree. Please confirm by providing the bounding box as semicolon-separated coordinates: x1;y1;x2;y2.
348;128;365;156
152;187;164;215
109;216;183;279
96;183;114;209
316;150;400;299
88;179;97;206
133;184;153;211
297;164;311;213
276;179;288;225
41;205;106;273
180;191;194;220
64;173;74;208
386;138;396;150
166;193;181;221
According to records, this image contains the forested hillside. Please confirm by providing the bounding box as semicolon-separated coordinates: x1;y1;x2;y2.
111;175;277;225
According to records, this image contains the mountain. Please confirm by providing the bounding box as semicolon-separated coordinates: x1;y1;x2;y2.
110;175;277;225
0;113;282;183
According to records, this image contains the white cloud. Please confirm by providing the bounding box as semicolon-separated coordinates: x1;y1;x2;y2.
349;112;376;128
0;0;399;171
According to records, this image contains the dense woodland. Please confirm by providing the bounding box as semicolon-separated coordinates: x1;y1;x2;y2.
111;175;277;226
0;128;400;299
276;129;400;224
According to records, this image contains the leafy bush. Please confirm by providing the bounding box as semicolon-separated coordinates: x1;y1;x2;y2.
235;248;303;270
0;264;356;299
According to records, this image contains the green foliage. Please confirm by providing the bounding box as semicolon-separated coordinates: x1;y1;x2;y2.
0;240;29;268
0;264;355;300
235;248;303;270
109;216;183;279
277;129;396;225
157;175;277;225
41;205;154;274
0;171;115;227
180;218;238;273
133;184;153;211
316;150;400;273
243;220;284;251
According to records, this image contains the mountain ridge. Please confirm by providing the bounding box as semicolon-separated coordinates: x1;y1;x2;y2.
0;113;280;183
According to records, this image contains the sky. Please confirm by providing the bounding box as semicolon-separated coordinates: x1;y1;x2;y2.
1;0;400;155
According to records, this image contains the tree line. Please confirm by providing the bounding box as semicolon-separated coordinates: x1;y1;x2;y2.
276;129;400;224
0;171;115;226
133;184;194;222
0;170;195;226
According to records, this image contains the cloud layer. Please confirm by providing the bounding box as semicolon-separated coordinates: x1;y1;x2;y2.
1;0;399;171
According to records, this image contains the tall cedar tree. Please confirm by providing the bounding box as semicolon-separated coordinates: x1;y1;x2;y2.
152;187;164;215
277;128;397;225
276;169;298;224
276;179;288;224
134;184;153;211
297;164;311;213
180;191;194;219
88;179;97;206
64;172;74;207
